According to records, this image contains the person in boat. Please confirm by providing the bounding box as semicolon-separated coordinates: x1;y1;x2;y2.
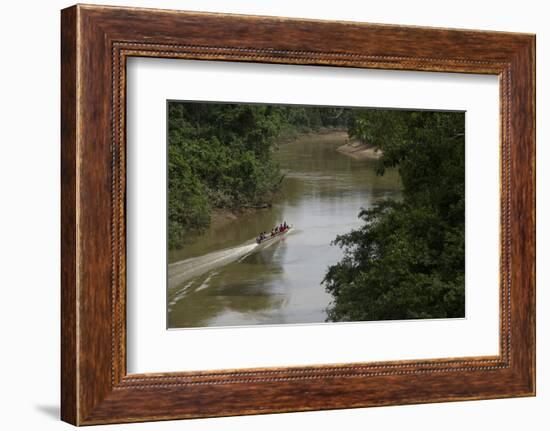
257;224;290;243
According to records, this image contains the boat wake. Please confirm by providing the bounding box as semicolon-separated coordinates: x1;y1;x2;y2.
168;241;258;290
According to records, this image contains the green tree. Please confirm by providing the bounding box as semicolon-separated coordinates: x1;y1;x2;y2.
323;110;465;321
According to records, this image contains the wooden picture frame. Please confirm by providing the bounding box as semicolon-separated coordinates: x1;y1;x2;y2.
61;4;535;425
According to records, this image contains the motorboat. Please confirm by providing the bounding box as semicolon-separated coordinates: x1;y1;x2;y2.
256;224;293;245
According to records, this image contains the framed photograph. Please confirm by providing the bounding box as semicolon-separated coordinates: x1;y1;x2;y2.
61;4;535;425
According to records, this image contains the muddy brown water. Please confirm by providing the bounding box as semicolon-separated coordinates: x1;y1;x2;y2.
167;132;402;328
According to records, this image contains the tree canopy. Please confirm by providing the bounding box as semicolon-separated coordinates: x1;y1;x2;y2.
323;110;465;321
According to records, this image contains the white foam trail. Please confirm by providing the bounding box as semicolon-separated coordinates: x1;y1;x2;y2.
195;271;218;292
168;242;258;290
168;280;197;307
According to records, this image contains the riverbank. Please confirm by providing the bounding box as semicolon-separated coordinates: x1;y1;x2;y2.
276;127;348;145
210;204;272;230
280;128;383;161
336;139;383;160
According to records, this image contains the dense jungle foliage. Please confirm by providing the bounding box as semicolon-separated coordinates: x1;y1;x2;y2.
323;110;465;321
168;102;351;249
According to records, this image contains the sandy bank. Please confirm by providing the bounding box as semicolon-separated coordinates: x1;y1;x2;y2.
279;128;382;160
337;139;383;160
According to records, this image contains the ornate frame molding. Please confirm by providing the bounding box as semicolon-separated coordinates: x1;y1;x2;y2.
61;5;535;425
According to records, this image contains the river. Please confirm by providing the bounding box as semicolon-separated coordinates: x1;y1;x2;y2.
167;131;402;328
